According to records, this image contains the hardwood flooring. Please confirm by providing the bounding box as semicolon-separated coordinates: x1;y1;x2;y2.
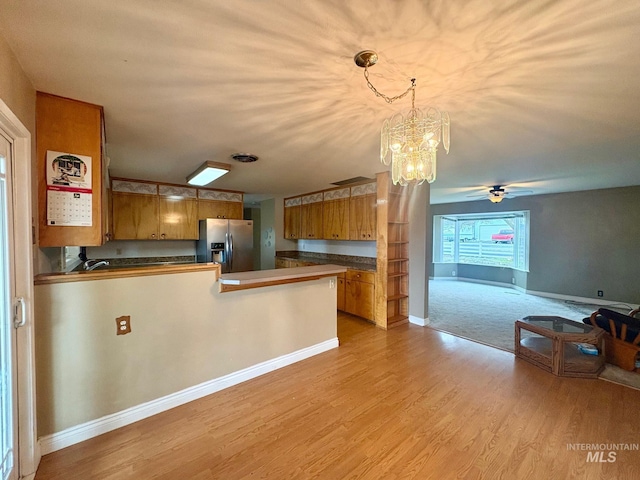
35;313;640;479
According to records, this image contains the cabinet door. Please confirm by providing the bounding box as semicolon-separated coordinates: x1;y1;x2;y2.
36;92;105;246
198;199;229;220
112;192;159;240
345;279;375;321
159;197;198;240
275;258;290;268
301;202;323;239
323;198;349;240
337;277;346;311
284;205;301;239
226;202;243;220
349;194;376;240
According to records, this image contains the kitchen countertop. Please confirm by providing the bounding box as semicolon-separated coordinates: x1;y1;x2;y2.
218;264;347;293
276;252;376;272
34;262;220;285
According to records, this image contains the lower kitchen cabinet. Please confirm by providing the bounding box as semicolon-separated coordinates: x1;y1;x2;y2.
275;258;290;268
337;273;346;311
345;269;375;322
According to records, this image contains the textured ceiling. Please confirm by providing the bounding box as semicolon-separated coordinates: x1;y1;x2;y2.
1;0;639;203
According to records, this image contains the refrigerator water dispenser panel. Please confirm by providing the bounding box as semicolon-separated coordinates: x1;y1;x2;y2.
211;242;225;264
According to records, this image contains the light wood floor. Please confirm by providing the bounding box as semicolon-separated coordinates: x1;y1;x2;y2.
35;313;640;479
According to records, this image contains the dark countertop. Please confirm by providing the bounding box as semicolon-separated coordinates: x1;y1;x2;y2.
276;251;376;272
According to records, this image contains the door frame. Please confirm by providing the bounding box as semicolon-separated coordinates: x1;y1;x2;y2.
0;99;39;480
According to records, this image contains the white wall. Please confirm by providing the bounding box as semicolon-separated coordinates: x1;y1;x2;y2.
86;240;196;259
34;270;337;437
298;239;376;258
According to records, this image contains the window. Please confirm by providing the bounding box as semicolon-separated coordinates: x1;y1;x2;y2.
433;211;529;271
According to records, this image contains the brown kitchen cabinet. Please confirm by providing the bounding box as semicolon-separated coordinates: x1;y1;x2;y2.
337;273;346;311
301;194;323;239
36;92;108;246
112;191;159;240
111;180;199;240
275;257;290;268
284;197;301;239
159;196;198;239
323;198;349;240
198;199;240;220
322;187;350;240
196;188;243;220
345;269;375;321
349;193;376;240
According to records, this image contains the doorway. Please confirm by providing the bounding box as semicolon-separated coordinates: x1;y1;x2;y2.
0;132;17;480
0;100;38;480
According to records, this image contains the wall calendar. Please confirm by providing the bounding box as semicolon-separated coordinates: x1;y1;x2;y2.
46;150;93;226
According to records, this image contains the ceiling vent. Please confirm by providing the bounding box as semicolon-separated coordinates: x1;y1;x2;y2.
231;153;259;163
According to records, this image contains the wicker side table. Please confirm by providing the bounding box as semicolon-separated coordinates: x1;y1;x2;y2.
515;316;605;378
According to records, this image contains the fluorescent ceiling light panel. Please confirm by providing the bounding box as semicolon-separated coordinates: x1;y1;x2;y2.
186;161;231;186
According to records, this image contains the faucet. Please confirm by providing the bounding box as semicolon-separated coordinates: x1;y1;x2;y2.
84;259;110;271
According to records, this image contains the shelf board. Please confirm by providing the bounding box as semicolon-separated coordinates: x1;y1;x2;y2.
388;272;408;279
388;221;409;225
388;258;409;263
387;314;409;328
387;241;409;245
387;294;409;302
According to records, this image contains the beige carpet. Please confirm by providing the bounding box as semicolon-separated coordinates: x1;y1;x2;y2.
428;280;640;390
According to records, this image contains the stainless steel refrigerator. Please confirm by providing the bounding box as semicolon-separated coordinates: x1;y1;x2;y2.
196;219;254;273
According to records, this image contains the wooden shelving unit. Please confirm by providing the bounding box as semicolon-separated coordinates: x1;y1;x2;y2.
375;171;410;329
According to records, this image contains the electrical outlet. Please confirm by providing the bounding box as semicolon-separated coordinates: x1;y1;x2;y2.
452;270;456;276
597;290;604;297
512;278;516;284
116;248;122;255
116;315;131;335
329;279;335;288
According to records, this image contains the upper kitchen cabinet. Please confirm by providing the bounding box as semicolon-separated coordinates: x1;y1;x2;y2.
283;197;301;239
111;180;159;240
158;185;198;239
197;189;243;220
111;180;199;240
349;182;377;240
36;92;108;246
301;193;323;239
322;188;350;240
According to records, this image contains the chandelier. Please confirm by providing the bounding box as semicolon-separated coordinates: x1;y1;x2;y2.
354;51;450;186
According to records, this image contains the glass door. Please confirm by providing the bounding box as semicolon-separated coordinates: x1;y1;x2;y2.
0;132;17;480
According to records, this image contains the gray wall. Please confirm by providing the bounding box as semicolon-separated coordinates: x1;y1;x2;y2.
431;185;640;304
259;198;276;270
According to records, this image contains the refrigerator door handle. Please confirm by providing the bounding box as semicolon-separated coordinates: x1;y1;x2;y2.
229;234;234;271
224;232;230;273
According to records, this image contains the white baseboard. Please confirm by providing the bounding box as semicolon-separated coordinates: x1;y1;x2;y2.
409;315;429;326
525;289;639;310
39;338;339;455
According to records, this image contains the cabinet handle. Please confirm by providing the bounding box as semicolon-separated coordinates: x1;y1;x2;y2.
161;233;166;239
151;233;156;239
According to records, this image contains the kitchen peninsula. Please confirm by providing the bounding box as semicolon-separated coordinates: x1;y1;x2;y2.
33;262;343;453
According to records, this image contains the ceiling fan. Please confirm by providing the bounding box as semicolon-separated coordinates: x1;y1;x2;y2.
466;185;534;203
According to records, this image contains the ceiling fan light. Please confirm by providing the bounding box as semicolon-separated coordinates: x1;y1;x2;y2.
489;195;503;203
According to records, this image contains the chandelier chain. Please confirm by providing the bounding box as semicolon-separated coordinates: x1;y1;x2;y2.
363;66;415;104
